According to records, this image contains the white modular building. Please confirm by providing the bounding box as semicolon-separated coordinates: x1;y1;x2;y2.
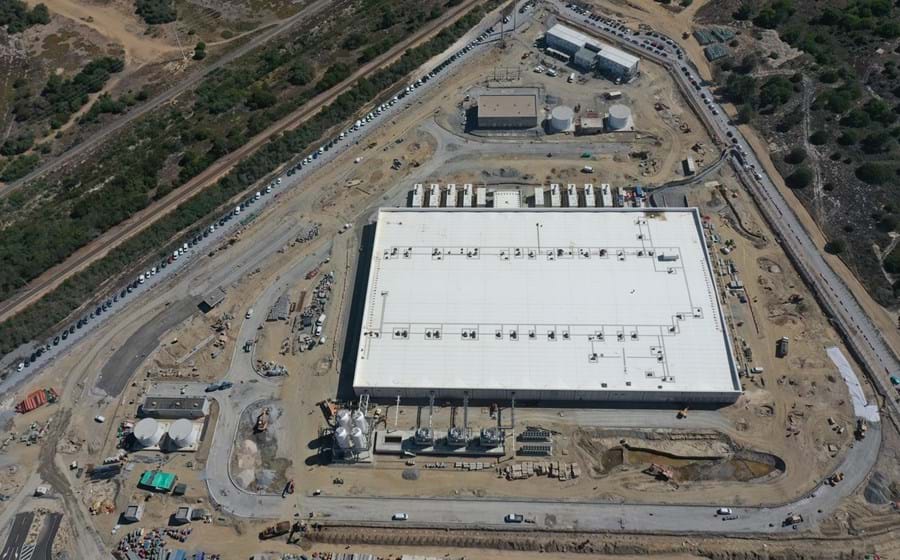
352;208;742;403
544;24;639;80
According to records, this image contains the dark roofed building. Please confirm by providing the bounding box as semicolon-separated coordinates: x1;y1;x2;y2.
140;396;209;419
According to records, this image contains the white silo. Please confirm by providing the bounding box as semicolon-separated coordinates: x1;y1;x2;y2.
133;418;164;447
334;426;351;449
168;418;196;448
350;426;367;450
351;410;368;433
336;409;351;429
607;104;632;130
550;106;574;132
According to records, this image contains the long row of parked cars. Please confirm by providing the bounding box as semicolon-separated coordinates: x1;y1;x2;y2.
11;15;505;375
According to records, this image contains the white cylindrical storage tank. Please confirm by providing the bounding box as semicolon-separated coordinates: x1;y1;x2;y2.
336;409;351;429
350;426;367;450
168;418;196;448
351;410;368;433
550;106;574;132
334;426;351;449
134;418;164;447
607;104;631;130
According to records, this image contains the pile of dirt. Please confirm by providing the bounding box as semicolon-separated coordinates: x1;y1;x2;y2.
864;471;897;505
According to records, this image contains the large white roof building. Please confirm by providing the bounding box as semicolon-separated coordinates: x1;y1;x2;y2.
353;208;741;403
545;23;639;79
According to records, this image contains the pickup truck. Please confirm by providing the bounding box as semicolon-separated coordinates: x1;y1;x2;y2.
504;513;524;523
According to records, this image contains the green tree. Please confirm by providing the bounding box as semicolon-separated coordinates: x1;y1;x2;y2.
193;41;206;61
135;0;176;24
784;146;806;164
288;60;314;86
856;162;894;184
824;239;846;254
786;166;813;188
809;129;829;145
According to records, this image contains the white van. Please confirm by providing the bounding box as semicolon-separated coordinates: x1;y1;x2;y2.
246;308;253;320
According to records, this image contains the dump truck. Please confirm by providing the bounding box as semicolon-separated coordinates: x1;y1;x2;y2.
782;513;803;527
259;521;291;540
15;388;59;414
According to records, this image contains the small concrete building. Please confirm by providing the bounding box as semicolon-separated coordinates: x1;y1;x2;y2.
140;396;210;419
544;24;639;80
123;504;144;523
476;94;538;129
173;505;193;525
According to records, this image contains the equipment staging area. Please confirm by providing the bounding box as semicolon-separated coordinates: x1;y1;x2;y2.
353;208;742;403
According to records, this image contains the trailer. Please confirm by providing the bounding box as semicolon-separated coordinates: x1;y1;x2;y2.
533;186;545;207
446;184;458;207
476;186;487;207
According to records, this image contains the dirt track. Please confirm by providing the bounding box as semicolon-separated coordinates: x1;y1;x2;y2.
0;0;485;325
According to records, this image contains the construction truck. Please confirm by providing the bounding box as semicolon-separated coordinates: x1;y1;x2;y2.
258;521;291;540
255;407;270;432
826;472;845;486
677;407;689;419
782;513;803;527
855;419;868;440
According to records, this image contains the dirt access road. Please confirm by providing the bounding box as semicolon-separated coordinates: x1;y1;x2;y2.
0;0;488;326
1;0;335;197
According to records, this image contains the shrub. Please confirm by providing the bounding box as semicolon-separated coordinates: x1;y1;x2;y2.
809;130;829;145
786;166;813;188
135;0;176;24
784;146;806;164
824;239;846;254
856;162;894;184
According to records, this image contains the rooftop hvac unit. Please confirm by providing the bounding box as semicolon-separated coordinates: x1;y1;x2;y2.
533;186;545;207
463;184;473;207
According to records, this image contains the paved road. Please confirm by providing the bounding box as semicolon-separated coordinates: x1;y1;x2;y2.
33;513;62;560
306;421;877;532
0;0;335;197
0;512;33;560
552;1;900;429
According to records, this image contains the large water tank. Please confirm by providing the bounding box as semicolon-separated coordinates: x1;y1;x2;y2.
133;418;164;447
168;418;196;448
351;410;368;433
550;105;574;132
350;426;367;450
336;409;351;429
607;104;631;130
334;426;351;449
